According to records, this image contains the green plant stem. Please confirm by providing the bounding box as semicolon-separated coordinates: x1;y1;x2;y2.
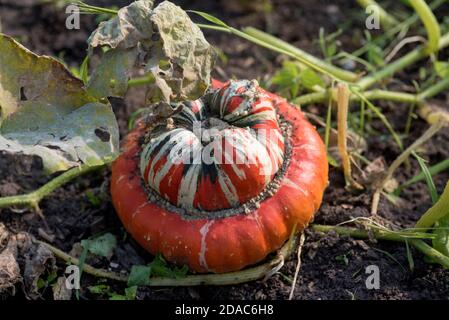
294;88;419;105
37;234;299;286
242;27;359;82
398;158;449;191
357;32;449;90
294;58;449;106
197;24;351;82
199;12;449;94
311;224;449;269
76;1;119;15
408;0;441;54
363;90;416;103
36;240;127;281
293;91;329;105
352;89;404;150
0;164;104;210
415;182;449;230
351;0;446;58
356;0;398;29
371;120;445;214
418;75;449;100
128;74;154;87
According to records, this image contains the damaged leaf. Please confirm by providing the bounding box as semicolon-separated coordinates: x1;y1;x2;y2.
52;276;73;300
0;225;20;297
0;33;119;173
23;241;57;299
88;0;154;50
87;48;139;99
0;226;62;299
87;0;216;102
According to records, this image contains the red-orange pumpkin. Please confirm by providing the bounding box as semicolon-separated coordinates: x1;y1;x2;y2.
111;79;328;273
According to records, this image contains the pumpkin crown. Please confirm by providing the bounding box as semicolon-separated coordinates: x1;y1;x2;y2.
140;80;286;212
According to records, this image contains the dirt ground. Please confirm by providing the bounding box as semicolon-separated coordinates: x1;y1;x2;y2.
0;0;448;300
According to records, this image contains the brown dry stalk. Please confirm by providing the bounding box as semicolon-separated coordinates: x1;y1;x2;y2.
288;232;306;300
418;103;449;125
337;83;363;190
371;120;446;214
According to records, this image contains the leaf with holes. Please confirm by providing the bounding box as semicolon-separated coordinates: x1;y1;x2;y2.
0;33;119;174
87;0;216;102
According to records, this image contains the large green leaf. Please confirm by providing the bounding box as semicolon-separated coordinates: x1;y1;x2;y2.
87;0;216;102
0;34;119;173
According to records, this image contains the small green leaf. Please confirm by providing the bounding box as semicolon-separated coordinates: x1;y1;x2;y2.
326;42;337;59
413;152;439;204
149;253;188;278
271;61;302;98
367;44;385;67
108;286;137;300
299;68;325;90
148;254;172;277
47;270;58;284
109;294;127;300
434;61;449;78
125;286;138;300
335;254;349;266
88;284;111;295
82;233;117;259
36;278;46;290
86;189;101;207
272;61;299;87
127;265;152;287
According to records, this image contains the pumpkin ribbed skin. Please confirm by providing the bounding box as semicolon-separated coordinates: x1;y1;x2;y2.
111;79;328;273
140;80;285;211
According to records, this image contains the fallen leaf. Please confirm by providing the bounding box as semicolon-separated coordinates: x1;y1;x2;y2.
52;276;72;300
22;240;56;299
0;225;20;298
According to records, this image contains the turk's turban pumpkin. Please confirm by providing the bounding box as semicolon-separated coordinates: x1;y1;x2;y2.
111;79;328;273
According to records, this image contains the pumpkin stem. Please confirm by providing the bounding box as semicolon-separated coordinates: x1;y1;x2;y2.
36;235;301;286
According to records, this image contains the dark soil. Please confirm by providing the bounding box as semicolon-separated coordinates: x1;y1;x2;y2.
0;0;449;300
